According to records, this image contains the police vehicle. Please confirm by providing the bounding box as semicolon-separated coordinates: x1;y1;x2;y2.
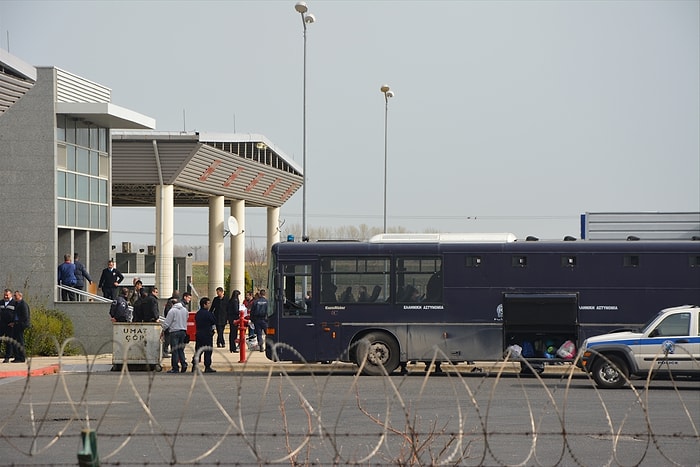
579;305;700;388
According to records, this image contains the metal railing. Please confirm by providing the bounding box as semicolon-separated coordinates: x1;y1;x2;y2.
56;284;112;303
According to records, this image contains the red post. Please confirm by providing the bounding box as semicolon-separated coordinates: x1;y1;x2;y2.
233;309;249;363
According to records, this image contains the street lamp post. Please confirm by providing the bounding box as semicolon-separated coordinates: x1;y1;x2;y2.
295;2;315;241
381;84;394;233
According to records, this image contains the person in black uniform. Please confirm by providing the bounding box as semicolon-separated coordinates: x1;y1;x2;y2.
193;297;216;373
98;260;124;300
250;289;269;352
210;287;229;348
10;290;30;362
1;289;17;362
226;290;241;353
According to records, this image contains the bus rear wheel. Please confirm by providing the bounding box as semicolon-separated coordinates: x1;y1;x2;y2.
356;332;400;376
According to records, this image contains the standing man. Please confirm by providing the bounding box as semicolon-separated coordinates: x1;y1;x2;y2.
209;287;229;348
57;253;77;301
73;253;92;301
0;289;16;362
109;287;130;323
250;289;269;353
143;287;160;323
129;279;143;307
226;290;241;353
11;291;30;363
131;289;148;322
162;294;189;373
181;291;192;312
193;296;216;373
98;260;124;300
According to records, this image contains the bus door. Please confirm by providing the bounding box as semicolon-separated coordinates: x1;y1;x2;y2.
276;262;323;362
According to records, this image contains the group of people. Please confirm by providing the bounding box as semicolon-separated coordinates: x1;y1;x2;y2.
98;263;270;374
158;287;269;374
57;255;127;302
108;285;161;324
56;253;93;301
214;289;268;354
0;289;30;363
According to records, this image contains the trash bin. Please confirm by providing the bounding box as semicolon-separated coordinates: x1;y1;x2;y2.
112;322;163;371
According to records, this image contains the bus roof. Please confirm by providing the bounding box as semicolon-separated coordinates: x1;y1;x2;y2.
368;233;518;243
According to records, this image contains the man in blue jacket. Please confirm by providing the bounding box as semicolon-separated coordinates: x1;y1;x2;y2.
57;254;77;301
193;297;216;373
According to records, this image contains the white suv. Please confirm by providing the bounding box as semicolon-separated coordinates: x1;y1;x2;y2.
579;305;700;388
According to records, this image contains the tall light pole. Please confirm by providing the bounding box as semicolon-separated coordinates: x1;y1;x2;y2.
381;84;394;233
295;2;315;241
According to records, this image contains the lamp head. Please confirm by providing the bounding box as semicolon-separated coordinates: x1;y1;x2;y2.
380;84;391;93
386;90;395;98
304;13;315;24
295;2;308;14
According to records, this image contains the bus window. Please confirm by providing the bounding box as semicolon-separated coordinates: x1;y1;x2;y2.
395;257;442;303
321;257;390;304
282;264;312;316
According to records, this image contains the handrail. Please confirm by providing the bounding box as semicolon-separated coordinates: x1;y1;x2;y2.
57;284;112;303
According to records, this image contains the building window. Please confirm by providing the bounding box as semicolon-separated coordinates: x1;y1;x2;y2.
56;119;109;230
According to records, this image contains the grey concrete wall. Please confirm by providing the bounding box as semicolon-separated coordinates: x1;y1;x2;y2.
0;67;57;304
57;302;115;355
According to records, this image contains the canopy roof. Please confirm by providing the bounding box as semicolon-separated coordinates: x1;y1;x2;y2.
111;131;302;208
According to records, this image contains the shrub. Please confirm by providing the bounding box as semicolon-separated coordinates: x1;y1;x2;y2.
24;306;80;356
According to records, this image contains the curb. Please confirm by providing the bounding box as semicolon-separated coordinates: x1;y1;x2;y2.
0;364;60;379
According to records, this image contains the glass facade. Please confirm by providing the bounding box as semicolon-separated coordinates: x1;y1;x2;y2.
56;115;109;230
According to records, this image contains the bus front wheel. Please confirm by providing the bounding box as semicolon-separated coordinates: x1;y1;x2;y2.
356;332;400;376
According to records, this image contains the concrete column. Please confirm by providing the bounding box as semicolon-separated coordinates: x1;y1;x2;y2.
208;195;225;298
155;185;174;296
267;206;280;263
229;199;245;295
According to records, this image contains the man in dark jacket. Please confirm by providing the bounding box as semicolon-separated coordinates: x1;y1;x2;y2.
143;287;161;323
109;287;130;323
250;289;269;352
193;297;216;373
131;290;149;322
10;290;30;363
1;289;16;362
73;253;92;301
226;290;241;353
209;287;229;348
98;260;124;300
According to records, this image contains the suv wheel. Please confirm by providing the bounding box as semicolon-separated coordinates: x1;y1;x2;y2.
591;355;628;389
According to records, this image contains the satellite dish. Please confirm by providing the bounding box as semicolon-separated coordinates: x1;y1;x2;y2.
225;216;241;237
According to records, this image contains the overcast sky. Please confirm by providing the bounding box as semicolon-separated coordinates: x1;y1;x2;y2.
2;0;698;245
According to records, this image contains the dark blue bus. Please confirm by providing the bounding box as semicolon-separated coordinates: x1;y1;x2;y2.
265;233;700;375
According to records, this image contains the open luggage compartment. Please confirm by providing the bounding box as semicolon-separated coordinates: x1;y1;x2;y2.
502;293;579;363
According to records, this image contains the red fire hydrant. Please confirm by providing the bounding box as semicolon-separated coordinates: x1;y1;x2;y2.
233;309;249;363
